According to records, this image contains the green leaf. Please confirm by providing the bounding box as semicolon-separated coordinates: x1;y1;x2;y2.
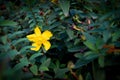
99;12;112;21
8;50;18;60
13;57;29;71
59;0;70;17
103;30;111;42
75;51;99;68
1;35;7;44
9;31;25;38
12;38;28;46
84;51;99;60
28;19;34;24
75;59;91;68
84;41;97;51
54;68;69;78
30;22;35;28
49;22;61;30
74;53;84;59
39;58;51;71
84;5;92;12
30;65;38;75
39;66;49;71
95;38;104;49
0;20;18;26
20;57;29;63
41;58;51;67
74;39;80;45
83;32;96;44
19;46;34;53
112;30;120;41
13;63;27;71
68;46;81;52
66;28;74;40
29;52;42;61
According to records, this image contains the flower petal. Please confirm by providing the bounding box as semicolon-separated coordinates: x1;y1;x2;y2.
34;26;41;36
42;30;53;40
26;34;36;42
43;41;51;51
31;42;41;51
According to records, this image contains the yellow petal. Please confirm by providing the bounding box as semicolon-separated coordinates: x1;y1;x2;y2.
31;42;41;51
26;34;36;42
43;41;51;51
34;26;41;36
42;30;53;40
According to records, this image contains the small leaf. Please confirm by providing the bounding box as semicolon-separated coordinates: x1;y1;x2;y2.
84;51;99;60
28;19;34;24
68;46;81;52
29;52;42;61
19;46;34;53
41;58;51;67
30;65;38;75
20;57;29;63
1;35;7;44
112;30;120;41
74;53;84;59
84;5;92;12
99;12;112;21
74;39;80;45
59;0;70;16
95;38;104;49
103;31;111;42
84;41;97;51
12;38;28;46
39;58;51;71
0;20;18;26
75;59;91;68
54;68;69;78
8;50;18;60
83;32;96;44
13;57;29;71
66;28;74;40
9;31;25;38
39;66;49;71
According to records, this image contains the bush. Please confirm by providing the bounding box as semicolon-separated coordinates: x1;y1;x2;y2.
0;0;120;80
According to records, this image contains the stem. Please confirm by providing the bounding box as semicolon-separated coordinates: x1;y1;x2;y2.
69;69;78;80
92;60;105;80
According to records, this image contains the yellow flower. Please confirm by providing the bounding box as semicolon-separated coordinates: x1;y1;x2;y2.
26;25;53;51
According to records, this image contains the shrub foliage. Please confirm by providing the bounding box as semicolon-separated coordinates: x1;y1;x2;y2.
0;0;120;80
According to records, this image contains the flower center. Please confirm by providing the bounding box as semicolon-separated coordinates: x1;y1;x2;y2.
36;36;46;44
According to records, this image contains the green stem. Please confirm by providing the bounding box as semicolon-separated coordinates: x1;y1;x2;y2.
92;60;105;80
